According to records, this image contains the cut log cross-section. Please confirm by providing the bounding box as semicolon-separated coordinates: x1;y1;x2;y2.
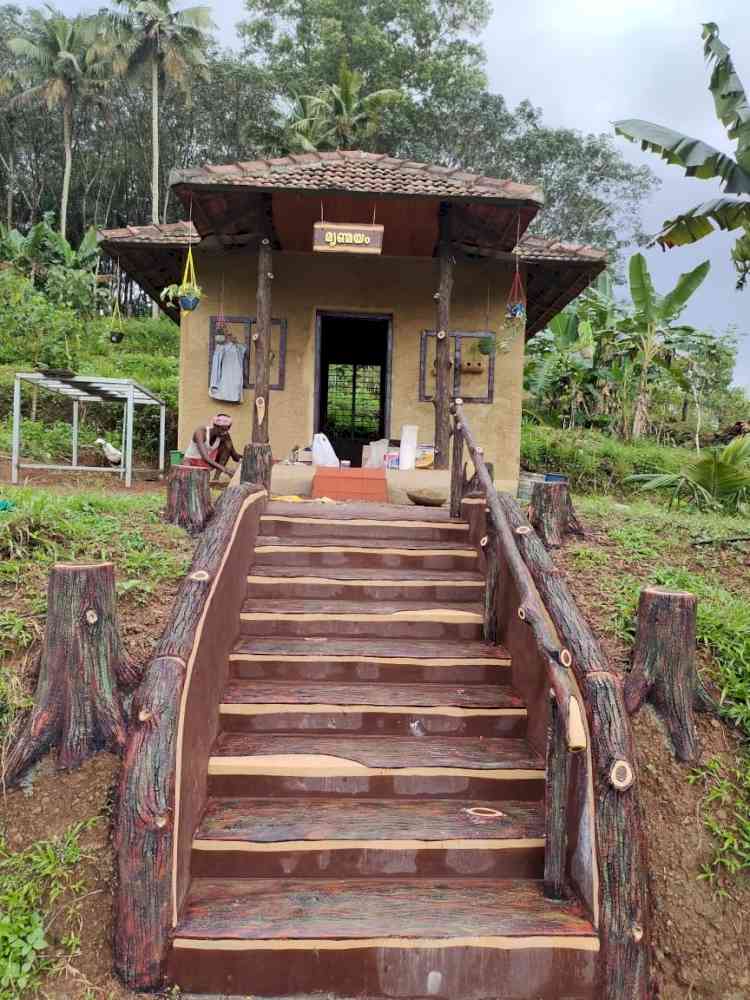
165;465;213;535
2;562;136;787
625;586;701;763
528;481;584;549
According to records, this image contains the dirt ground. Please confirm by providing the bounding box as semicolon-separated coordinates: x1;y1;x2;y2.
1;496;749;998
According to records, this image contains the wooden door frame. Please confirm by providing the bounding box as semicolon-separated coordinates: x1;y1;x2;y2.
313;310;393;439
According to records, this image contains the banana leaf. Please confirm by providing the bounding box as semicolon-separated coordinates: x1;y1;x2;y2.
655;196;750;247
702;23;750;175
614;119;750;195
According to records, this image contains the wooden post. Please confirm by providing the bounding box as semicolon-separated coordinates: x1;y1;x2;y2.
482;505;500;644
449;404;464;519
433;203;453;470
463;460;494;498
164;465;213;535
242;237;273;491
2;562;136;787
528;481;584;548
544;694;570;900
625;586;701;763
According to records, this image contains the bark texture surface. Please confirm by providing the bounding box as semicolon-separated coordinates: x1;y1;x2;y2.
625;587;700;763
3;562;135;787
433;203;453;470
165;466;213;534
529;481;584;548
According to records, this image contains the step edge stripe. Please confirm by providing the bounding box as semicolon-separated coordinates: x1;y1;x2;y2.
191;837;546;852
207;756;545;780
239;612;484;623
255;546;477;556
219;703;527;717
261;516;468;531
171;935;600;952
229;654;511;666
246;576;483;587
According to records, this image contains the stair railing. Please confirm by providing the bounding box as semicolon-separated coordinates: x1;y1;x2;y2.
450;400;586;900
450;399;652;1000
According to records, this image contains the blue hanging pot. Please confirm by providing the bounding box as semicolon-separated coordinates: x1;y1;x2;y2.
179;294;200;312
109;330;124;344
478;335;495;356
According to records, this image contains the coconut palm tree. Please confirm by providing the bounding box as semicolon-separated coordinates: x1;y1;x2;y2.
287;61;402;152
112;1;214;226
615;23;750;289
7;7;109;238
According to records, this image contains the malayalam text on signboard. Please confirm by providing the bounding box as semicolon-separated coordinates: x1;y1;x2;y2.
313;221;384;255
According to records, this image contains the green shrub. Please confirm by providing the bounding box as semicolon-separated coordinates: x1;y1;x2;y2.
520;425;691;494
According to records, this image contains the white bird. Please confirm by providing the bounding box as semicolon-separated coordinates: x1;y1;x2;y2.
95;437;123;465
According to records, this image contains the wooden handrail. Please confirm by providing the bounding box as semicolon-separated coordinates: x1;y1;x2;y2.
451;400;586;753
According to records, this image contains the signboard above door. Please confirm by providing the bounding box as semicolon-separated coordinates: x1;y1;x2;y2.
313;221;384;255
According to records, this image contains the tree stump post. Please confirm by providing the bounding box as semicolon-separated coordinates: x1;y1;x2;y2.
164;466;213;535
544;693;571;900
2;562;136;787
482;507;500;644
463;460;494;498
625;586;701;763
528;481;584;548
241;442;272;490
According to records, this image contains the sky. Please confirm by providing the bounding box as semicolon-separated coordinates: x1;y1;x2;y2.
57;0;750;385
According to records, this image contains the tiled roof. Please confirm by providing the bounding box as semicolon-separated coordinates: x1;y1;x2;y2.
518;234;607;264
97;221;198;245
98;221;606;269
169;151;544;205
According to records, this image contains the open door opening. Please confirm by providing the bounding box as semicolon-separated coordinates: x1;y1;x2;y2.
316;313;391;468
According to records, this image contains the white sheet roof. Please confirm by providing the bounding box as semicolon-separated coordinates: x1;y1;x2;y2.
16;372;165;406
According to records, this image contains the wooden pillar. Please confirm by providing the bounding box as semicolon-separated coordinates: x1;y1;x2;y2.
544;693;571;900
433;203;453;470
625;586;701;762
449;403;464;519
242;237;273;491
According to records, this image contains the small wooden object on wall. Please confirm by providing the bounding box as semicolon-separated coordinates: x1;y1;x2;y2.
625;586;701;763
2;562;137;787
528;481;584;548
165;466;213;535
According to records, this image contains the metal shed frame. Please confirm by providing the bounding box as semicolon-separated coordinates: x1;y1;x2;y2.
11;372;167;488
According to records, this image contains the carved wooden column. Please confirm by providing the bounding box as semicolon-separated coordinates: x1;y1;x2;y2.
433;203;453;470
242;236;273;491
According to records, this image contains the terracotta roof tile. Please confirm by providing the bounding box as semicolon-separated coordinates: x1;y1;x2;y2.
98;220;198;245
168;150;545;205
518;235;607;264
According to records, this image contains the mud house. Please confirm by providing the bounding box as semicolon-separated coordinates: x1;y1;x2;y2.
99;151;605;492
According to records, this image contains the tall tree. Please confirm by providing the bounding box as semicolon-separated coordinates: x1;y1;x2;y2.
615;22;750;289
7;7;108;238
113;0;214;225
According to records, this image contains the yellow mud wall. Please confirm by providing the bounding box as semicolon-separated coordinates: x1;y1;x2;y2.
179;250;524;490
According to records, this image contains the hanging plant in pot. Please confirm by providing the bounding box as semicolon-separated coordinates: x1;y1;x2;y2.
162;243;202;311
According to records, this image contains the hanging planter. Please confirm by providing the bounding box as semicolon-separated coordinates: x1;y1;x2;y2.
477;335;495;356
505;268;527;324
109;265;125;344
161;242;202;312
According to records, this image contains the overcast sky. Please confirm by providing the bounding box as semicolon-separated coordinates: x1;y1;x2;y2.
56;0;750;385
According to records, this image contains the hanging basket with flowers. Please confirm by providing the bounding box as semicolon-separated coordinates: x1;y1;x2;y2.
109;263;125;344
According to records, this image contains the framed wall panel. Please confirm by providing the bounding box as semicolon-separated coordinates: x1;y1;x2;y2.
419;330;496;404
209;316;287;391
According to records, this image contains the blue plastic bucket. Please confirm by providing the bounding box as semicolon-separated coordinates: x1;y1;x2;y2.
545;473;569;484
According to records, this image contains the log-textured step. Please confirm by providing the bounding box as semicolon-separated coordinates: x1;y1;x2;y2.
260;513;470;542
239;598;484;639
219;679;527;736
246;567;483;602
254;536;478;570
168;879;598;997
229;637;511;684
191;797;546;879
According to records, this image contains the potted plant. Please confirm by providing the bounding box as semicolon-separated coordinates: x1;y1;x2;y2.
161;281;202;312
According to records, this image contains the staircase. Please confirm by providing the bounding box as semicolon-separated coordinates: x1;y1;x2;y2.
168;501;598;999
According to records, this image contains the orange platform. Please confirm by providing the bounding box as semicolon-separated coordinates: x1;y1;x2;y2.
311;467;389;503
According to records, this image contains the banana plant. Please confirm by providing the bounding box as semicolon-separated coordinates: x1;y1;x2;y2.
615;23;750;288
625;253;710;439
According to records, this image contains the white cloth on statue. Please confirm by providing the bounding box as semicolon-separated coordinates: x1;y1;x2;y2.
209;341;247;403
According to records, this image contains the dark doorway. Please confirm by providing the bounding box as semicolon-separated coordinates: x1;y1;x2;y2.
316;312;391;467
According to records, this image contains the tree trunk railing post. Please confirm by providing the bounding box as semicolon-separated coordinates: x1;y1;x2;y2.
449;402;464;518
544;693;571;900
625;586;701;763
433;203;453;470
481;502;500;644
242;233;274;491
